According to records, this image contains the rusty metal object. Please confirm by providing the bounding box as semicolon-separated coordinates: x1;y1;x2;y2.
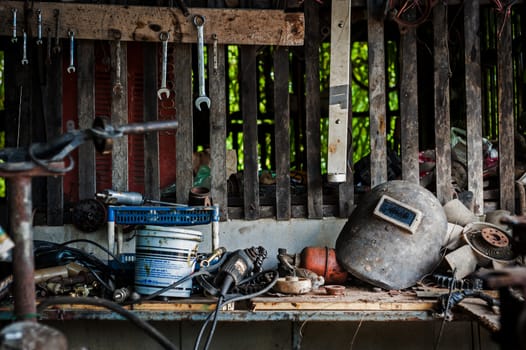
335;180;447;290
463;222;516;264
274;276;312;295
300;246;348;285
325;285;345;295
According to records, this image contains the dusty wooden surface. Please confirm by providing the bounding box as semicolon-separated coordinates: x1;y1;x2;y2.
0;2;304;45
457;298;500;333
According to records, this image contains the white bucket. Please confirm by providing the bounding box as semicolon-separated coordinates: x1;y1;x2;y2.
134;225;202;298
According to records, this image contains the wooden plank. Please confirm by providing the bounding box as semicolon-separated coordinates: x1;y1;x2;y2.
457;298;500;333
240;45;260;220
273;47;291;220
304;0;323;218
209;41;228;220
175;44;194;205
251;300;435;311
327;0;351;183
77;41;97;200
143;43;161;200
399;28;419;184
433;3;452;204
464;0;483;216
43;43;63;225
111;42;128;191
0;2;304;45
497;15;515;212
367;0;387;188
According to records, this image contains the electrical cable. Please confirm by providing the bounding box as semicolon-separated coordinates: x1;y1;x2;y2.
37;296;177;350
58;239;122;263
193;270;279;350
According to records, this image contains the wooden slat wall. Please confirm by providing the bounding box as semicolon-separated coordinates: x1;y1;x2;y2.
2;2;522;225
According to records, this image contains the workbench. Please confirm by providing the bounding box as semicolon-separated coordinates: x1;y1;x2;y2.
0;287;499;325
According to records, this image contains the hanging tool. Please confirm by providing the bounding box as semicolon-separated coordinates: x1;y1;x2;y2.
53;9;61;54
157;32;170;100
11;8;17;43
36;9;43;45
21;32;28;65
67;30;75;73
193;15;211;111
111;30;123;96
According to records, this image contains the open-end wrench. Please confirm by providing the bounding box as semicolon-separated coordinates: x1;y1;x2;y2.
193;15;211;111
157;32;170;100
67;30;75;73
36;9;43;45
21;32;28;65
11;8;17;43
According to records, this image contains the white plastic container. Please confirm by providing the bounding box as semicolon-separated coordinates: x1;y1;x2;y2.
134;225;202;297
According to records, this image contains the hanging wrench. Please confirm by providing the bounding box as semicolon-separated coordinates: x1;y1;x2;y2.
67;30;75;73
193;15;211;111
36;9;43;45
21;32;28;65
157;32;170;100
11;8;17;43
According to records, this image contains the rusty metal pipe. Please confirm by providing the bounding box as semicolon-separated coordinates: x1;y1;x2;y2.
8;176;36;321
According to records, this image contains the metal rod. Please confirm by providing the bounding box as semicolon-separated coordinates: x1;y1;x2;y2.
8;176;37;321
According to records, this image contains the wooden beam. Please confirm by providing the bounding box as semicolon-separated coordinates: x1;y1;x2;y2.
327;0;351;184
240;45;260;220
209;41;228;220
433;2;453;204
111;42;129;192
0;2;304;45
497;13;515;212
464;0;483;216
304;0;323;219
273;47;291;220
77;41;96;200
367;0;387;188
143;43;161;201
400;28;419;184
175;44;194;205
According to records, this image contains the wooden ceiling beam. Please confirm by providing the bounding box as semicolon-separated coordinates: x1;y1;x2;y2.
0;1;304;45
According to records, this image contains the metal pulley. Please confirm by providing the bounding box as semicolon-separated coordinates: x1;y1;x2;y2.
335;180;448;290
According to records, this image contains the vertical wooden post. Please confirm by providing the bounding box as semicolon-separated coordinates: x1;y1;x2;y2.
464;0;483;215
240;45;260;220
304;0;323;218
400;28;419;184
367;0;387;188
273;47;291;220
143;43;160;200
209;41;228;220
433;3;452;204
111;41;128;192
77;41;96;200
497;14;515;212
175;44;194;205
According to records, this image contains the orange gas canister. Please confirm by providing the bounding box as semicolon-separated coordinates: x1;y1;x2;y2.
300;247;348;285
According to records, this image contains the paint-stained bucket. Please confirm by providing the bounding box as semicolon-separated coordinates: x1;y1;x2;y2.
134;225;202;297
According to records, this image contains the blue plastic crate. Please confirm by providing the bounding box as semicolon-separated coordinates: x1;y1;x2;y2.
107;205;219;226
